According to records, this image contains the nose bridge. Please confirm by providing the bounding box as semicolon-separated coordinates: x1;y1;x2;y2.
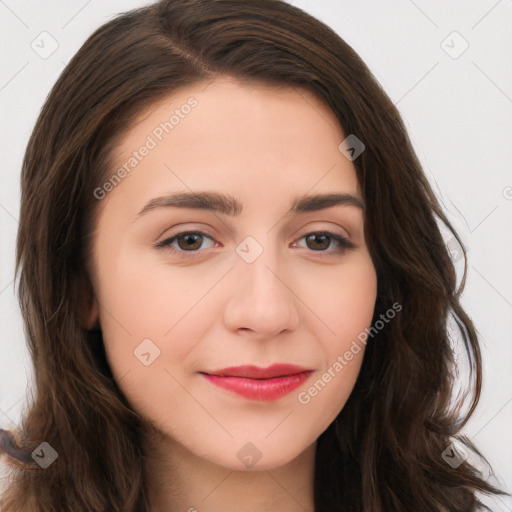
241;243;281;296
223;234;300;336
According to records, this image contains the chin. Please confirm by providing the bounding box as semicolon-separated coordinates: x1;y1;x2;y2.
201;439;312;472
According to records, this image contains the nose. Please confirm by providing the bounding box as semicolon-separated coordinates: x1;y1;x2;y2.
222;241;300;339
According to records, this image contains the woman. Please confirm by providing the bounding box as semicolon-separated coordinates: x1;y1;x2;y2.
0;0;507;510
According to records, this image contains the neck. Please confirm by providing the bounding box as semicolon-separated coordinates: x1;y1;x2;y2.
142;424;316;512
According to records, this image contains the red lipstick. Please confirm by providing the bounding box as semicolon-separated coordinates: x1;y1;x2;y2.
201;364;312;401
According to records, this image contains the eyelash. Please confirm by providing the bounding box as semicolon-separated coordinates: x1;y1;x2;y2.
155;230;355;258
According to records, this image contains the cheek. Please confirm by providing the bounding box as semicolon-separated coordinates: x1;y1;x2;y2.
95;245;205;339
293;255;376;422
93;246;224;391
296;268;376;429
316;255;377;345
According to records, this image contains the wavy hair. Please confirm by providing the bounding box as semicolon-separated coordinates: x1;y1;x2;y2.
0;0;506;510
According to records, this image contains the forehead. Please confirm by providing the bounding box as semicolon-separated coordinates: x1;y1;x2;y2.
114;77;345;162
102;77;360;213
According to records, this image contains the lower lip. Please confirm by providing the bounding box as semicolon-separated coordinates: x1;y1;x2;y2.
202;371;312;401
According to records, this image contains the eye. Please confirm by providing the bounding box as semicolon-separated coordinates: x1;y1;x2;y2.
292;231;355;255
155;231;217;254
155;230;354;257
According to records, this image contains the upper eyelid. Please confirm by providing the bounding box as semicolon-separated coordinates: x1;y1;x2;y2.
157;227;350;241
156;219;354;242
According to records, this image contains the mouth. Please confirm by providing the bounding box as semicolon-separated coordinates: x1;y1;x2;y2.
200;364;313;401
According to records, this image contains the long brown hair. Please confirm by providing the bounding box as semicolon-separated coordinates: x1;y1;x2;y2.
0;0;506;510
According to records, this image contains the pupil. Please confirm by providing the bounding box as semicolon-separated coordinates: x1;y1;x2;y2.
180;234;201;250
308;233;329;250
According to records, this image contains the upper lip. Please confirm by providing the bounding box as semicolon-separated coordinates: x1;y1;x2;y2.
203;364;312;380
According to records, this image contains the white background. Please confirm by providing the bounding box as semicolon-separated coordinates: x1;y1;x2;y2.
1;1;511;509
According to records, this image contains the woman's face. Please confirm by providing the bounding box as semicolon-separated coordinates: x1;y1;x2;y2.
87;77;377;470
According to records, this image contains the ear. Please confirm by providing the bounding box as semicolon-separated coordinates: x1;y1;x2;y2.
82;295;100;330
75;270;100;330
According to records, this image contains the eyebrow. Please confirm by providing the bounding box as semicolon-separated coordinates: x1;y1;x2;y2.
135;190;364;220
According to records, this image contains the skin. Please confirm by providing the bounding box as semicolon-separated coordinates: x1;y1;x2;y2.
85;77;377;512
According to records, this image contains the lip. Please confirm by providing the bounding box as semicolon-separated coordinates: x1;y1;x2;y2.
200;364;313;401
